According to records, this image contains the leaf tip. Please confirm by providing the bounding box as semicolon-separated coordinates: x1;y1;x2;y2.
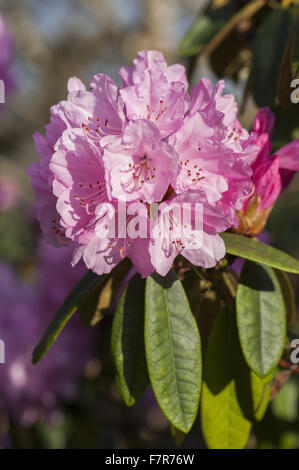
32;344;43;365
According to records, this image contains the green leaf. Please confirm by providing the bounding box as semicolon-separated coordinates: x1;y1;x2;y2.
252;8;295;107
78;277;112;327
274;269;296;323
201;308;252;449
221;232;299;273
291;19;299;78
278;29;293;110
170;424;186;447
237;261;286;378
179;6;231;57
251;370;273;421
222;270;238;298
202;0;267;57
111;274;148;406
33;270;104;364
79;259;131;326
145;270;202;433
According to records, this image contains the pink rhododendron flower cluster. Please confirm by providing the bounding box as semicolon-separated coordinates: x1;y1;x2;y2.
28;50;299;277
0;241;94;426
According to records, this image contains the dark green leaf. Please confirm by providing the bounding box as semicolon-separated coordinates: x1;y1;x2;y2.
170;424;186;447
278;29;293;110
272;103;299;146
201;308;252;449
252;8;295;106
182;271;219;358
237;261;286;377
179;6;231;58
274;269;296;323
203;0;267;56
111;275;148;406
33;270;104;364
145;270;202;433
222;232;299;273
291;19;299;78
251;370;273;421
222;270;238;298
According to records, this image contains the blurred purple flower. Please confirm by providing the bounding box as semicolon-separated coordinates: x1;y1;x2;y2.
0;241;95;426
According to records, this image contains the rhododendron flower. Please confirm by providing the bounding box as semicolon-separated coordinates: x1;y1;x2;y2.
49;128;154;277
119;50;188;89
120;70;188;138
169;91;256;225
150;191;230;276
72;202;154;278
50;129;108;244
235;107;299;236
29;50;260;277
112;50;190;139
103;120;178;203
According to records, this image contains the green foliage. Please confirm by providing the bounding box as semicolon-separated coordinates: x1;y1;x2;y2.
32;233;298;447
222;232;299;273
201;308;252;449
144;270;202;433
251;370;273;421
253;374;299;449
111;274;148;406
170;424;187;447
179;6;232;57
278;24;294;110
272;104;299;146
274;269;296;324
291;19;299;78
237;261;286;378
252;8;295;107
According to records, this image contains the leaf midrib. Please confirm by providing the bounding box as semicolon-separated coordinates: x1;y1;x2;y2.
163;287;188;430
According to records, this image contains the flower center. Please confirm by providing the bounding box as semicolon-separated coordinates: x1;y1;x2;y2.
179;156;205;185
81;115;120;141
73;180;107;215
122;154;156;193
224;126;242;145
146;100;168;122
